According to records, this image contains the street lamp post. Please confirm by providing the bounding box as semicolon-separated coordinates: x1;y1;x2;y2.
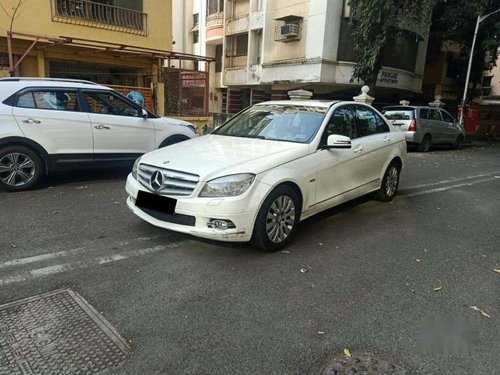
459;9;500;126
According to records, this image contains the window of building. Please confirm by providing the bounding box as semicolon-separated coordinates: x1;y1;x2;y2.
226;34;248;57
215;44;223;73
207;0;224;15
193;13;199;27
274;16;303;42
193;30;199;44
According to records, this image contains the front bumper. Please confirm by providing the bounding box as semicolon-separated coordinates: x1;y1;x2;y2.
125;174;259;242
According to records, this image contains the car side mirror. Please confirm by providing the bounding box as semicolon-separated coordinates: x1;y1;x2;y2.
141;109;148;119
326;134;352;149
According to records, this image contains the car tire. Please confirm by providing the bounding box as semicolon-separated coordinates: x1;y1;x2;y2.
251;185;301;252
416;134;431;152
159;135;190;148
452;134;464;150
0;146;43;192
375;162;401;202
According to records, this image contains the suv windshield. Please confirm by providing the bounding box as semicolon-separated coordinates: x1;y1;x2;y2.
383;109;415;120
213;105;327;143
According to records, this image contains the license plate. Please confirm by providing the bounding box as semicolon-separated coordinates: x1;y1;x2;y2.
136;191;177;215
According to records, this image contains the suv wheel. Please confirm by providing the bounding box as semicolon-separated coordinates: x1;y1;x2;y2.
0;146;43;192
251;185;301;252
452;134;464;150
417;134;431;152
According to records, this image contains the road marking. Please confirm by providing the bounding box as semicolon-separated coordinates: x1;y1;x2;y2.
0;247;92;269
405;171;500;190
404;176;499;197
0;245;170;286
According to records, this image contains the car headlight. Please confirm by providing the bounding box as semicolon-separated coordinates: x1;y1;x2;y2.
132;156;142;180
199;173;255;197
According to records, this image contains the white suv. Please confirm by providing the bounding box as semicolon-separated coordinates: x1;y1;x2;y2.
0;78;197;191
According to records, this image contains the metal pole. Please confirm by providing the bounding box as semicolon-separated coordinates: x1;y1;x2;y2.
459;15;480;126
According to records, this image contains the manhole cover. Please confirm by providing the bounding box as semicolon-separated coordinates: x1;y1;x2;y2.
0;289;130;375
321;351;414;375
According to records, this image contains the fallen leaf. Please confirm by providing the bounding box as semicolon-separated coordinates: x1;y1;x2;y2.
114;202;120;205
317;331;325;335
493;268;500;274
318;242;323;246
52;211;60;215
343;348;352;358
300;268;308;274
416;259;422;262
470;306;491;318
281;250;291;254
433;286;443;292
11;244;16;248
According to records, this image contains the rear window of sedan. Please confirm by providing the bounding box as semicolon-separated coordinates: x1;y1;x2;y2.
214;105;328;143
383;109;415;120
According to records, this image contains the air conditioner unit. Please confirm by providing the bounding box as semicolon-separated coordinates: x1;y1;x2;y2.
280;23;299;38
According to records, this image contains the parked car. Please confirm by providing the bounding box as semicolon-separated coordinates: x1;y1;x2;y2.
126;100;407;251
382;106;465;152
0;78;197;191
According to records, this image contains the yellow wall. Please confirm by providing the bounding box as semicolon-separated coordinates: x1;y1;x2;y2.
0;0;172;51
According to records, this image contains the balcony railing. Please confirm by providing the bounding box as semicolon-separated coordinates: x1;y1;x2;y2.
206;13;224;29
52;0;148;35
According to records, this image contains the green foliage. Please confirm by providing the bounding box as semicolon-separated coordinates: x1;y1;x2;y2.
348;0;436;85
432;0;500;95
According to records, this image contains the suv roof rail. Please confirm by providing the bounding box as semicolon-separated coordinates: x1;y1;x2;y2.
0;77;98;85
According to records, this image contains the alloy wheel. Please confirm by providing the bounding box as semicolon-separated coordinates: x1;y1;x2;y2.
0;152;36;187
385;166;399;197
266;195;296;243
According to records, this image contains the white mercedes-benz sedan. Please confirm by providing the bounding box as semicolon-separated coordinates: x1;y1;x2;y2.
126;100;406;251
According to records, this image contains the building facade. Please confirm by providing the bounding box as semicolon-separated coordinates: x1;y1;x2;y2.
0;0;172;93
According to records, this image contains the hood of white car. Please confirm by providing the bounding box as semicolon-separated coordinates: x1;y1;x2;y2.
157;117;193;127
139;135;310;181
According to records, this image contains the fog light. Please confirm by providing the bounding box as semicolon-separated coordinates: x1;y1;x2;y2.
207;219;236;230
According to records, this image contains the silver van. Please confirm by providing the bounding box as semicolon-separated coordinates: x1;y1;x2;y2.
382;106;465;152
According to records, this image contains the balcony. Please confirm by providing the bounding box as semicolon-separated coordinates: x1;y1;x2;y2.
206;13;223;30
52;0;148;35
226;14;249;35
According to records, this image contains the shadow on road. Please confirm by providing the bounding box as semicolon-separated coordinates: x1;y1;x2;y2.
39;167;131;189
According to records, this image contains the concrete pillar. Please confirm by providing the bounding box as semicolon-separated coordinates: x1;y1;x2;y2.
37;51;46;77
288;89;313;100
155;82;165;116
353;85;374;106
429;95;445;108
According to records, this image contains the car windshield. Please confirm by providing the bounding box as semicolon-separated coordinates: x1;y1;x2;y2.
383;110;414;120
213;104;328;143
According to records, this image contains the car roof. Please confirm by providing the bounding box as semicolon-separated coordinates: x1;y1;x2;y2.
254;100;343;108
0;77;111;91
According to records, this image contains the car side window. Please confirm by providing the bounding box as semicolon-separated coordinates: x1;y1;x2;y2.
322;106;356;145
17;90;79;111
83;91;140;117
420;108;429;120
430;109;442;121
353;105;389;137
441;110;455;123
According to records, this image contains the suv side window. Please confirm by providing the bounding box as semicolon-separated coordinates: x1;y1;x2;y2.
441;110;455;123
420;108;430;120
17;90;79;111
353;105;389;137
83;91;140;117
321;105;356;145
429;109;442;121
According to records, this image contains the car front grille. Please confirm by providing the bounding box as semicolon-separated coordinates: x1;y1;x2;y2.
138;163;200;196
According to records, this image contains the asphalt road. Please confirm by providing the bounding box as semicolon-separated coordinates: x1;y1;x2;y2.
1;142;499;374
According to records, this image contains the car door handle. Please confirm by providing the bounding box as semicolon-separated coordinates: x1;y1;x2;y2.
383;136;390;143
354;145;364;153
94;125;110;130
22;118;41;124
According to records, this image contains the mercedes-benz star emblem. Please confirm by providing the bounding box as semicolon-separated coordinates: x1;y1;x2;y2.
150;171;163;191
